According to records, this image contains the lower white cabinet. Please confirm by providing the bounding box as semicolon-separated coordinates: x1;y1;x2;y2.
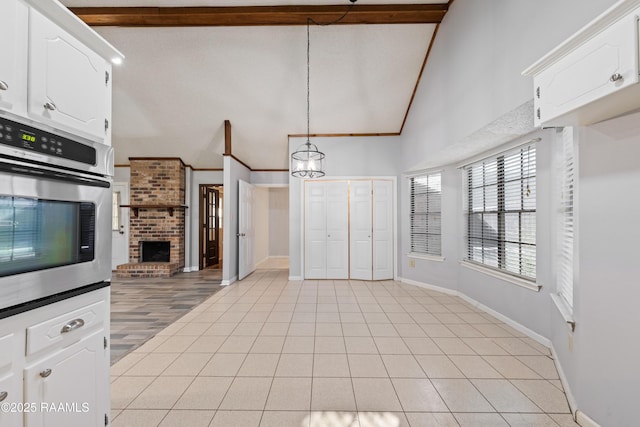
0;373;22;427
24;330;106;427
0;287;110;427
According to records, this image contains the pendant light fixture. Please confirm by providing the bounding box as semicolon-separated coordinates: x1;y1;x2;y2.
291;0;357;179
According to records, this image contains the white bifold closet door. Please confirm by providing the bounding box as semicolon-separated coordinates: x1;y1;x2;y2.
305;181;349;279
349;180;394;280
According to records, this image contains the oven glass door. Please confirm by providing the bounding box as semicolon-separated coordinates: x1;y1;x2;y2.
0;158;111;313
0;197;96;277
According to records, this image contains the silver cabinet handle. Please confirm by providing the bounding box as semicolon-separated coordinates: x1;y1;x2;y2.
0;391;7;402
61;318;85;333
40;369;52;378
0;80;8;91
44;101;57;111
610;73;623;82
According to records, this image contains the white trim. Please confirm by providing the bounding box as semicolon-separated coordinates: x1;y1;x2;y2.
220;275;237;286
576;410;602;427
549;344;578;418
460;261;541;292
288;275;303;281
456;136;541;169
403;168;443;178
183;266;200;273
407;253;445;262
551;293;576;331
398;276;551;347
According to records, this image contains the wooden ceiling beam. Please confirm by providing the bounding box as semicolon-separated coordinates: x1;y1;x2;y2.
69;4;448;27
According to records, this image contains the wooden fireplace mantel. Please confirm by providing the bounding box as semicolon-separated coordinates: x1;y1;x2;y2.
121;204;189;217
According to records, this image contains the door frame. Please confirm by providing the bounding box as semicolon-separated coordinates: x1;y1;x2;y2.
198;183;223;270
112;182;129;270
301;176;398;281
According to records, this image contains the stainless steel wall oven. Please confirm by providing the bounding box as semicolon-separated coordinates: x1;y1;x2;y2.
0;114;113;318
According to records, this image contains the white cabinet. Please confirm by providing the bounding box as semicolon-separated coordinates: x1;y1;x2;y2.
305;181;349;279
28;8;110;141
523;0;640;127
24;330;106;427
0;288;110;427
305;179;394;281
0;0;28;115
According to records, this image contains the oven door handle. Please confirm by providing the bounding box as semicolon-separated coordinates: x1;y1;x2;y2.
0;161;110;188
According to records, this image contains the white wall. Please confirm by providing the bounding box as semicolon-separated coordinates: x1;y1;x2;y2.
222;155;251;284
253;186;270;265
269;187;289;257
186;169;224;270
288;135;401;279
395;1;634;425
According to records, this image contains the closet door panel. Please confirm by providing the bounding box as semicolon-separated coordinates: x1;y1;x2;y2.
350;181;373;280
325;181;349;279
305;182;327;279
373;180;394;280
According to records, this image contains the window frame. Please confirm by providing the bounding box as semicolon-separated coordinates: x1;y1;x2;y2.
462;142;537;283
408;170;443;259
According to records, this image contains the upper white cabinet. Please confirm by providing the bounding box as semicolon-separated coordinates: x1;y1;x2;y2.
28;9;110;141
0;0;28;115
523;0;640;127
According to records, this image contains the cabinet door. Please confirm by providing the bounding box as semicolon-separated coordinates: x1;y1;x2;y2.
0;374;21;427
325;181;349;279
0;0;28;115
534;12;639;126
350;181;373;280
372;180;394;280
24;330;107;427
28;9;108;141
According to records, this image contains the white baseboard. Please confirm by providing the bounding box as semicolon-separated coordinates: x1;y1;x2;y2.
288;275;303;281
183;266;199;273
576;410;601;427
398;276;551;348
220;276;237;286
550;344;577;418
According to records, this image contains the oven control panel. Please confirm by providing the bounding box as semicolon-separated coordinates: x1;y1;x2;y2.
0;116;96;166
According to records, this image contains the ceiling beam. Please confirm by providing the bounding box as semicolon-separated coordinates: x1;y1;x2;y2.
69;4;448;27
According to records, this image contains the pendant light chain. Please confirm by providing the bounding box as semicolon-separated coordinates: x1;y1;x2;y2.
291;0;357;179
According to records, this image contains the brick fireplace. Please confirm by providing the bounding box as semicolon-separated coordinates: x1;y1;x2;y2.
116;158;186;278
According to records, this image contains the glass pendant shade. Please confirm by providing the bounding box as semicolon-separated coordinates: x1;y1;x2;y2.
291;140;325;178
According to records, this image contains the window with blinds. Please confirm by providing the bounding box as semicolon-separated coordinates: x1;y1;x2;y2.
464;144;536;280
409;172;441;256
558;128;575;308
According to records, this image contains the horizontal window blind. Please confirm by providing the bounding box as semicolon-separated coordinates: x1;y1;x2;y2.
464;143;536;280
410;172;441;256
558;128;575;308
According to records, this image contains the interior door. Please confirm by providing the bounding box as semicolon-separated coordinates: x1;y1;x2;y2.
350;181;373;280
373;180;394;280
238;179;255;280
325;181;349;279
111;183;129;270
202;186;220;267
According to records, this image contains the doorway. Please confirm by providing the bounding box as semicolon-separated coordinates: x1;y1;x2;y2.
199;184;223;270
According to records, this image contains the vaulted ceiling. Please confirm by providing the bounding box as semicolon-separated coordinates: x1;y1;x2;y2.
62;1;450;169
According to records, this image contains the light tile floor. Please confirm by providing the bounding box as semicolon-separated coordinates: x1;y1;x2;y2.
110;269;579;427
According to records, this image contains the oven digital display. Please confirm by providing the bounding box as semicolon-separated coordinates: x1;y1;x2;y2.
21;132;36;143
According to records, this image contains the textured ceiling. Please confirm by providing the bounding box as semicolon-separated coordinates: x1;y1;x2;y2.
61;1;441;169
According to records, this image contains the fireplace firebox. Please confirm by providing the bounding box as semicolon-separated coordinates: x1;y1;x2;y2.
140;241;170;263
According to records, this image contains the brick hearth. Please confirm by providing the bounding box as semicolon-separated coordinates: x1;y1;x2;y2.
116;158;186;278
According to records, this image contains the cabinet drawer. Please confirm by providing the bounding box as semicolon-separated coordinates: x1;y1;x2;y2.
0;334;16;370
26;300;106;356
534;9;640;126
